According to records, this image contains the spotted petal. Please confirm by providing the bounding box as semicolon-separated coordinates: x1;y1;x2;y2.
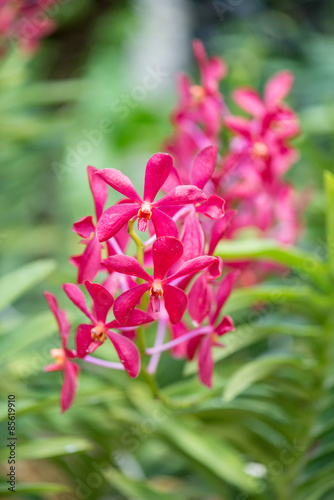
96;204;138;242
163;284;187;325
190;146;218;189
152;236;184;280
113;283;151;325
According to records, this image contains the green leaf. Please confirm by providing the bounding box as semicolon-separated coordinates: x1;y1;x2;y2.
0;388;125;422
324;170;334;275
0;482;71;496
223;353;304;402
128;386;260;493
224;285;329;316
184;323;319;376
0;436;94;462
0;260;55;311
215;239;329;291
103;468;184;500
0;311;56;363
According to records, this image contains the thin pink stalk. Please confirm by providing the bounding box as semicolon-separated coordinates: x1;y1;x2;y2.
147;308;168;374
83;355;125;370
109;237;124;255
146;325;212;355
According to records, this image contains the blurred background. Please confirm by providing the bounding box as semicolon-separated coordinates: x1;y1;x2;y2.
1;0;334;499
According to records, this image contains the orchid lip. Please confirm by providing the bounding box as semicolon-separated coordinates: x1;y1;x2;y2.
50;348;65;367
91;321;107;342
149;280;164;297
252;141;269;160
190;84;205;103
138;201;152;219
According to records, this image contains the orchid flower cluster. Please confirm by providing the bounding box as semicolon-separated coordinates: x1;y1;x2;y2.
45;41;302;412
0;0;58;56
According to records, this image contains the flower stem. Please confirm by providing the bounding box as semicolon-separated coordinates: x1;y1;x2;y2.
83;355;125;370
146;326;212;355
128;219;144;267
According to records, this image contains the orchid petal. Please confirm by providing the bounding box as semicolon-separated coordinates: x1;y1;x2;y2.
212;271;239;323
187;334;203;361
44;363;62;372
44;292;70;346
152;236;183;280
84;281;114;323
208;256;223;280
77;235;102;284
188;274;209;325
61;359;79;412
102;255;151;282
106;309;154;329
181;213;205;261
62;283;95;323
215;315;235;336
190;146;218;189
208;209;236;255
107;330;140;378
113;283;151;325
96;204;138;242
75;323;94;358
198;335;213;388
151;208;179;238
143;153;173;202
155;185;207;207
264;70;293;108
224;116;252;138
87;166;108;220
163;284;187;325
96;168;142;203
72;216;95;238
170;322;188;358
196;195;225;219
232;88;265;117
165;255;218;283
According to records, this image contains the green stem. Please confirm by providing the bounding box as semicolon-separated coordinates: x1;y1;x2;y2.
127;220;144;267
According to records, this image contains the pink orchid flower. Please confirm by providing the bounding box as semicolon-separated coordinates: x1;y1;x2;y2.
146;272;236;387
102;236;218;325
224;71;299;180
96;153;207;242
171;41;227;141
62;281;151;378
44;292;79;413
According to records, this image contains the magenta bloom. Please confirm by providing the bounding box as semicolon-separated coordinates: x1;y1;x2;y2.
71;166;108;284
224;70;299;181
44;292;79;413
96;153;207;242
102;236;218;325
62;281;151;378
